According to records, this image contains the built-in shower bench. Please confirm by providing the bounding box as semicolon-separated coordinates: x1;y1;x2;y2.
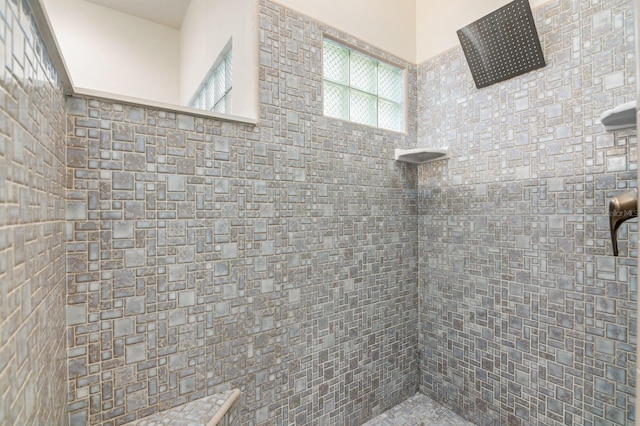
124;389;241;426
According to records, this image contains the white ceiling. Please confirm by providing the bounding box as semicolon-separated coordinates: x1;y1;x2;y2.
85;0;191;29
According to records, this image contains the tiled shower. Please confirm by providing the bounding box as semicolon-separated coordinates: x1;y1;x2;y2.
417;1;637;424
0;1;636;426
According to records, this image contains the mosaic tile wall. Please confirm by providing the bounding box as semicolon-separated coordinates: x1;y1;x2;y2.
65;1;419;424
417;0;637;425
0;0;68;424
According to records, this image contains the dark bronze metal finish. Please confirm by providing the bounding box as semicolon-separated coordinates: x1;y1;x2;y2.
609;188;637;256
457;0;546;89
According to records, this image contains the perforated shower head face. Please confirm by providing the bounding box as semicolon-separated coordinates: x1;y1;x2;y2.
457;0;546;89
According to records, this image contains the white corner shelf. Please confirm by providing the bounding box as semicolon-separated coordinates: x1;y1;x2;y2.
394;147;449;164
600;100;636;132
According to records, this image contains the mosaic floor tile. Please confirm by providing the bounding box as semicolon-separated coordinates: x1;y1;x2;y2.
363;394;474;426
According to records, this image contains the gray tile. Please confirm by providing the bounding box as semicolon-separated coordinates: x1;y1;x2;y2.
416;1;637;425
0;1;68;425
363;394;474;426
55;2;638;426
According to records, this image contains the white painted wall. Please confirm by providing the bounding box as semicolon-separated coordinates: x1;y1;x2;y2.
416;0;552;63
271;0;552;64
42;0;556;115
272;0;417;63
43;0;181;104
179;0;258;119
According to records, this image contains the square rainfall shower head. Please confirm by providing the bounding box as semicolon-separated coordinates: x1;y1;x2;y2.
457;0;545;89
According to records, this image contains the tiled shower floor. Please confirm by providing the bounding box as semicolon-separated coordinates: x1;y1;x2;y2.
363;393;475;426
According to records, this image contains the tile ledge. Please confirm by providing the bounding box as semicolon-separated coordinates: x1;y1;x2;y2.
73;87;258;126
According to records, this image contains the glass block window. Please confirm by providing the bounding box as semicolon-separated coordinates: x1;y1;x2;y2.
189;48;232;114
323;38;404;132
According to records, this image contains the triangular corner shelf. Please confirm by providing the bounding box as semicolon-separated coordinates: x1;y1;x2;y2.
394;147;449;164
600;100;636;132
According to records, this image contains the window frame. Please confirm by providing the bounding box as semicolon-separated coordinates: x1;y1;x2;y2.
322;36;406;133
